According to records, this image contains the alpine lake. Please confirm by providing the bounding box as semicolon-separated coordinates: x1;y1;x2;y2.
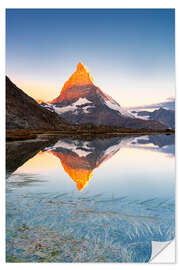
6;133;175;262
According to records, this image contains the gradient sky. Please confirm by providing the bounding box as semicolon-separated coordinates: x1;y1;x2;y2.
6;9;175;107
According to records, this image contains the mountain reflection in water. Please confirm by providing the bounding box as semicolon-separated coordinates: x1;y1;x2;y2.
6;134;175;263
43;137;125;191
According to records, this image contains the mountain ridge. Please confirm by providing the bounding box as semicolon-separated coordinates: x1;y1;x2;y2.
43;63;167;130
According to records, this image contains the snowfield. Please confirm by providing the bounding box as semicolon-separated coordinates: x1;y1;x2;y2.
105;100;135;118
41;97;143;120
73;98;92;106
129;111;150;120
52;98;94;114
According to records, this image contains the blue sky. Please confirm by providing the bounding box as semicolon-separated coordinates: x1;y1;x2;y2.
6;9;175;106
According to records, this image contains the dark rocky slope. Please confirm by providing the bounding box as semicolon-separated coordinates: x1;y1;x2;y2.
6;76;68;130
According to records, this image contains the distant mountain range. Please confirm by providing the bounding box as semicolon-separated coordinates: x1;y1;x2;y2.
130;107;175;129
39;62;167;130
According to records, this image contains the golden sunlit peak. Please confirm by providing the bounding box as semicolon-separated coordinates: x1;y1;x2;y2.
60;62;94;93
76;62;87;72
73;61;94;84
49;62;94;103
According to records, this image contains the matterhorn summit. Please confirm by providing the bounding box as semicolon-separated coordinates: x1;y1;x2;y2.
61;62;94;92
41;63;166;130
66;62;94;86
51;62;94;103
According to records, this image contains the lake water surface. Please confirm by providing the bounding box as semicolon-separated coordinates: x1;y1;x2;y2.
6;134;175;262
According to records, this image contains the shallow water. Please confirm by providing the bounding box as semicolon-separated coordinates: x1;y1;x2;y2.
6;134;175;262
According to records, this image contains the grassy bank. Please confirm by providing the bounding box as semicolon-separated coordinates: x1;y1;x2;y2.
6;125;175;142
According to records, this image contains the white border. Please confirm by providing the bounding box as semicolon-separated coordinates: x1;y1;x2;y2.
1;1;179;268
